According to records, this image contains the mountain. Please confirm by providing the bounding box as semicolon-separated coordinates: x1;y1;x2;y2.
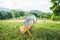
0;7;10;11
25;10;43;14
29;10;43;13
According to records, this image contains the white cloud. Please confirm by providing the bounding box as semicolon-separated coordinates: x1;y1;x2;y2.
0;0;14;8
0;0;51;12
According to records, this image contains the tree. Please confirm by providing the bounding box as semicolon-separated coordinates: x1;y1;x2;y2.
11;10;20;19
0;11;7;19
50;0;60;20
28;12;39;18
11;9;25;19
39;13;52;19
19;11;25;16
6;12;12;19
0;11;2;19
0;11;12;19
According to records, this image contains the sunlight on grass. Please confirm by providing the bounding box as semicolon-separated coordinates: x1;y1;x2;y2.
0;21;60;40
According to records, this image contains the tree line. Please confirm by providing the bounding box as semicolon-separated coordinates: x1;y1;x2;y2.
0;9;52;20
0;10;25;19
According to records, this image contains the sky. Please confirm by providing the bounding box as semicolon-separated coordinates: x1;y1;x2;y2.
0;0;51;12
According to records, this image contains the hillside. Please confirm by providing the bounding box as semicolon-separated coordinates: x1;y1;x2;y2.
0;7;10;11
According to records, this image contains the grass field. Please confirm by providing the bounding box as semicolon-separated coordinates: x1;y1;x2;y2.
0;21;60;40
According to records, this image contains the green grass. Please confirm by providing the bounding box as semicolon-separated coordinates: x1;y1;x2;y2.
0;21;60;40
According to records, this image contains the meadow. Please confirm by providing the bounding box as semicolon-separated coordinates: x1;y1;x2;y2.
0;21;60;40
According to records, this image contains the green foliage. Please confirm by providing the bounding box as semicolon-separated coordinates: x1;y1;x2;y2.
0;9;25;19
0;21;60;40
39;13;52;19
11;10;20;18
0;11;7;19
51;13;60;20
51;14;55;20
11;10;25;19
5;12;12;19
28;11;39;18
19;11;25;16
0;11;12;19
0;9;52;20
50;0;60;20
28;10;52;19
